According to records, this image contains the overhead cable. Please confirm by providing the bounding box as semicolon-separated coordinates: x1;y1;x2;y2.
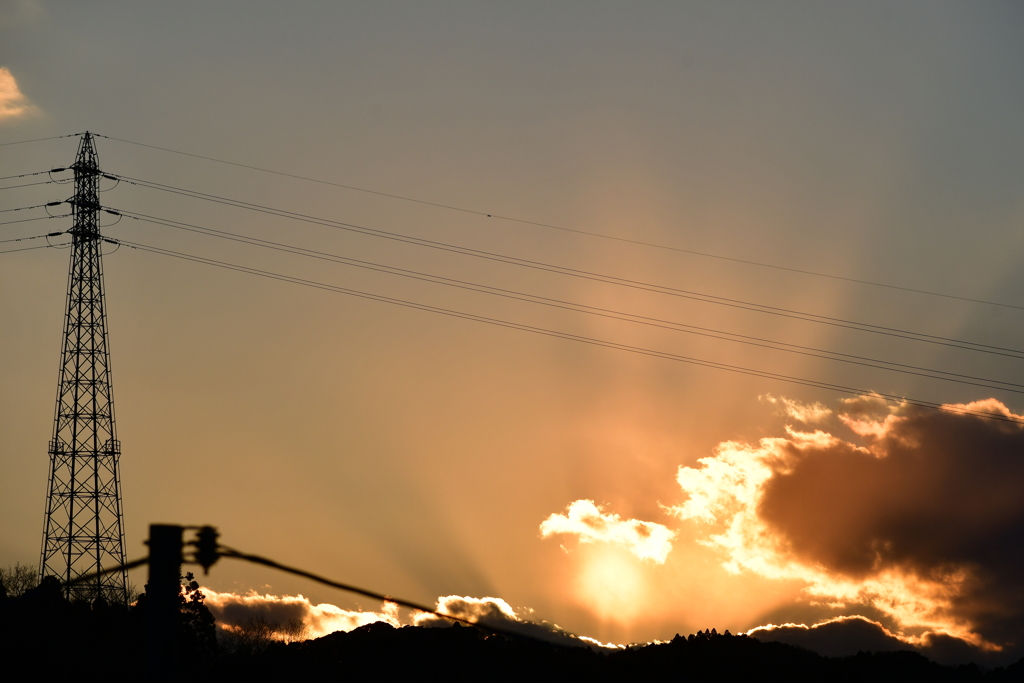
95;133;1022;311
0;232;64;245
110;236;1024;425
117;209;1024;393
63;557;150;586
0;202;62;214
0;244;56;255
111;174;1024;359
0;180;58;191
0;215;64;227
0;133;80;147
0;170;54;181
217;546;552;642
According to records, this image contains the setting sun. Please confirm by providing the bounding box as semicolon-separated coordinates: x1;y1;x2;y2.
574;545;652;625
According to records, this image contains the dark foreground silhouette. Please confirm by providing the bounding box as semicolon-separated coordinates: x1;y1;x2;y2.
1;580;1022;682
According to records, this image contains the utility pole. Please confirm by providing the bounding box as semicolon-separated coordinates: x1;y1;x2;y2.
39;131;129;604
146;525;183;682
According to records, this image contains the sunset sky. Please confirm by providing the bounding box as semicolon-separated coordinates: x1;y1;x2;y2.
2;1;1024;665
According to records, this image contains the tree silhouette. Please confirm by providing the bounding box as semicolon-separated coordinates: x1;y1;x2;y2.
0;563;38;598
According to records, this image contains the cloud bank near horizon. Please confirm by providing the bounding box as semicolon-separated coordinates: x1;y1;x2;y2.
201;589;621;650
747;615;999;667
202;588;400;640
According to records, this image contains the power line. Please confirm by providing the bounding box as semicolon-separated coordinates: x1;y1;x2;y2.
0;170;53;181
0;180;58;191
111;236;1024;425
64;556;150;586
69;541;574;644
96;133;485;215
0;203;63;214
0;133;80;147
111;173;1024;359
0;244;56;255
117;209;1024;394
0;215;65;227
0;232;64;245
217;546;545;641
95;133;1023;311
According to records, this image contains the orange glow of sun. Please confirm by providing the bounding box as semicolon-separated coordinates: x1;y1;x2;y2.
573;545;652;624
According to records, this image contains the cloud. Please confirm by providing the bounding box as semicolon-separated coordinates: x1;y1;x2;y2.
412;594;518;628
0;68;40;121
670;397;1024;663
539;499;676;563
200;589;623;650
749;615;1002;667
749;616;915;658
202;588;399;640
762;394;832;424
412;594;623;650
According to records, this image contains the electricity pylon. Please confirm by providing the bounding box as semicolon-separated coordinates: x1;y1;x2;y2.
39;132;128;604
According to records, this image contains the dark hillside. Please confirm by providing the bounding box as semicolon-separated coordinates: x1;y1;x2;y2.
3;585;1022;682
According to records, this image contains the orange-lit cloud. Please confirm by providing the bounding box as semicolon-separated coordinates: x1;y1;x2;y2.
540;499;675;563
413;594;624;649
411;594;518;627
670;396;1024;659
0;68;39;121
762;393;832;424
202;589;622;649
202;588;399;640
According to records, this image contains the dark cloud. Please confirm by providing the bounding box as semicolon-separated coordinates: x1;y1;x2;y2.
758;400;1024;655
674;398;1024;663
750;616;1007;667
750;617;913;658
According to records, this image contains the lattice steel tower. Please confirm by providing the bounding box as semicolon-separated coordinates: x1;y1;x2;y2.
39;132;128;604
